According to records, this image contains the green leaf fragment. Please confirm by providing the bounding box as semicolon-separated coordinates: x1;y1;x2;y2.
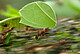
0;17;23;28
19;1;56;29
20;17;47;28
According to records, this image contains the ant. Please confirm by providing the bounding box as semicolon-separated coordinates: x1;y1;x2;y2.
0;27;14;41
1;28;47;40
25;26;48;39
0;23;47;40
35;28;47;39
1;27;14;35
0;23;14;35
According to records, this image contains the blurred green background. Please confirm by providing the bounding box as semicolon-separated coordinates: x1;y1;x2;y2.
0;0;44;9
0;0;80;19
0;0;44;19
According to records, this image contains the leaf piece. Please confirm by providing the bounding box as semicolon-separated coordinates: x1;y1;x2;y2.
19;1;56;29
20;17;46;28
0;17;23;28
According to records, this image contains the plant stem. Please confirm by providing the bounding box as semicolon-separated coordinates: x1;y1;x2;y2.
4;32;11;44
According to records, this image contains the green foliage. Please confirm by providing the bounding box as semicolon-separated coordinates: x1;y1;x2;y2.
45;0;79;18
0;5;20;17
19;1;56;29
65;0;80;13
